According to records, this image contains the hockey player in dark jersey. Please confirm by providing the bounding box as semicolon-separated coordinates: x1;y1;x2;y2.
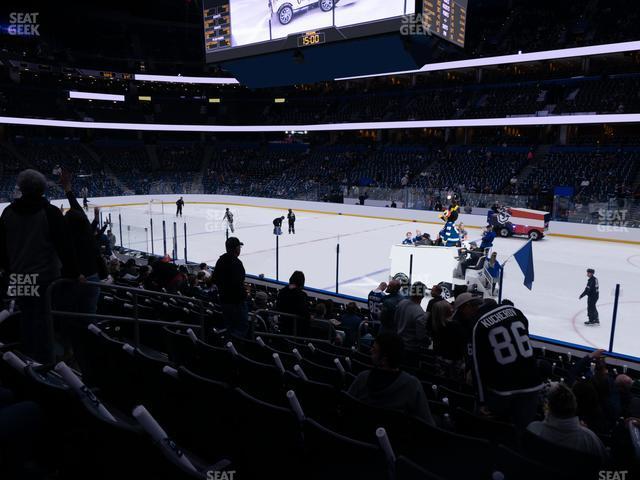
287;209;296;234
454;294;542;428
176;197;184;217
273;216;285;235
579;268;600;326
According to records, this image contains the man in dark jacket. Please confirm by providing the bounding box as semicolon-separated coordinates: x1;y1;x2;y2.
273;216;285;235
426;284;445;313
580;268;599;326
213;237;249;337
176;197;184;217
287;209;296;234
276;270;310;336
379;280;403;333
0;169;81;362
347;332;435;425
395;282;429;359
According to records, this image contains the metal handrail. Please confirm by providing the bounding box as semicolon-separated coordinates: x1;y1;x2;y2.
45;278;213;364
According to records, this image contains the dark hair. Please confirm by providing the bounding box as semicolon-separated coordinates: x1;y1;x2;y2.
374;333;404;369
199;263;207;269
501;299;514;306
289;270;305;288
547;383;577;419
346;302;358;314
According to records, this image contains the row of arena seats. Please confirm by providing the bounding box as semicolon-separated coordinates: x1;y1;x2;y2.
1;276;639;479
1;140;638;205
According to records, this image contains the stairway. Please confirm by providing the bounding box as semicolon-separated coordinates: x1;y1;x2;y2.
190;144;213;194
145;145;160;171
516;144;551;186
78;143;131;194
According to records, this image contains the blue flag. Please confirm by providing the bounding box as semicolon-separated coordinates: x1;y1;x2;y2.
513;240;534;290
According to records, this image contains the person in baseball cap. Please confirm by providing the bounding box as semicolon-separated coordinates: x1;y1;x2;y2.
214;236;249;336
452;292;485;327
225;236;243;252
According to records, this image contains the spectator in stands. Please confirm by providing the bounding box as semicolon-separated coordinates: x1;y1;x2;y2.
276;270;310;337
528;383;608;461
213;237;249;337
616;374;640;418
367;282;387;322
379;280;403;333
572;380;609;435
348;332;435;425
199;262;212;279
394;282;429;360
430;300;466;366
402;232;414;245
414;233;434;246
339;302;362;346
60;171;106;315
0;169;81;362
107;258;121;281
426;284;445;313
107;229;116;251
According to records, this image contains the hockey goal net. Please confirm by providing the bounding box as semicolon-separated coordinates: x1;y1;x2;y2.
147;199;166;216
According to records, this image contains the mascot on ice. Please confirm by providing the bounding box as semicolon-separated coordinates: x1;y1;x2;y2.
438;200;462;247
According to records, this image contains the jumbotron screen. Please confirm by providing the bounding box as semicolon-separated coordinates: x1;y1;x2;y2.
203;0;416;62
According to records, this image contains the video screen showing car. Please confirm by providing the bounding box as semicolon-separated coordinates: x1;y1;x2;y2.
231;0;414;47
204;0;415;61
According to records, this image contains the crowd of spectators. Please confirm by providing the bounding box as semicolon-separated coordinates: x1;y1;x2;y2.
1;139;638;220
0;165;638;477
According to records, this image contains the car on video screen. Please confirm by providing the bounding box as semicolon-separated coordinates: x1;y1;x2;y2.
269;0;337;25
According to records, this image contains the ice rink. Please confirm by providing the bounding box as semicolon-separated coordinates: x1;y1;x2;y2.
104;201;640;360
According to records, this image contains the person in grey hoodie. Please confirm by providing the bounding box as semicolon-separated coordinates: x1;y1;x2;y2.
0;169;81;362
347;332;435;425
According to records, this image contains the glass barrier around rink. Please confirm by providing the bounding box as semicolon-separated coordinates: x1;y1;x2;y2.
118;223;150;252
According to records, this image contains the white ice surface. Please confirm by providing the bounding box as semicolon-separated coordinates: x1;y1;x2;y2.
106;202;640;359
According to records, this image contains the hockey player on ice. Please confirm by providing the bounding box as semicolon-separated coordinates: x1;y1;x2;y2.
223;208;235;233
579;268;600;326
287;209;296;234
273;216;285;235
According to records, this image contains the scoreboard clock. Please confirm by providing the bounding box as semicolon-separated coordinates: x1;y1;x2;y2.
422;0;468;48
297;31;326;48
